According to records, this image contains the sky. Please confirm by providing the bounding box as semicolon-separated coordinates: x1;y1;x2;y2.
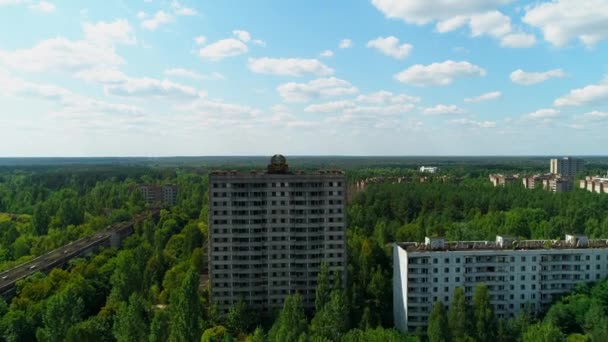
0;0;607;157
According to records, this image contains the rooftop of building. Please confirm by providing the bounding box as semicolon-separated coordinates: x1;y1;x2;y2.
209;154;344;176
397;235;608;252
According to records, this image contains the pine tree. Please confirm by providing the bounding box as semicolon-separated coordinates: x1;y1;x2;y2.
315;261;331;311
112;294;149;342
267;294;308;342
473;283;496;342
169;267;203;342
448;287;471;341
427;300;449;342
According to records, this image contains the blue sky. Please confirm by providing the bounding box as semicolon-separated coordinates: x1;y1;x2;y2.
0;0;607;156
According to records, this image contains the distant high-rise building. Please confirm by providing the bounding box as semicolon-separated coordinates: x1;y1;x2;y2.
550;157;584;178
208;155;346;313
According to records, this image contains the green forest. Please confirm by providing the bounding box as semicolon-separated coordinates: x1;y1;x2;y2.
0;159;607;341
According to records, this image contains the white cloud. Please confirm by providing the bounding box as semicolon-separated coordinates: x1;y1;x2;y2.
137;11;146;19
233;30;251;42
366;36;413;59
0;38;124;72
304;91;420;119
320;50;333;58
105;77;202;99
510;69;566;85
305;100;355;113
248;57;334;76
0;70;143;118
394;60;486;86
436;16;468;33
199;38;248;61
582;111;608;120
423;104;465;115
0;0;24;5
83;19;136;46
523;0;608;47
29;1;55;12
141;11;172;31
164;68;225;80
371;0;535;48
252;39;266;46
164;68;202;80
74;67;128;84
0;19;134;73
554;79;608;106
277;77;358;102
171;0;197;16
339;39;352;49
469;11;511;38
525;108;560;119
194;36;206;45
465;91;502;103
449;118;497;128
356;90;420;104
500;33;536;48
370;0;514;25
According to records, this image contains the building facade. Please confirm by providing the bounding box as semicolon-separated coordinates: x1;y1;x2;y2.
394;235;608;332
138;184;178;205
420;166;439;174
208;155;347;312
550;157;584;178
580;176;608;194
489;174;520;187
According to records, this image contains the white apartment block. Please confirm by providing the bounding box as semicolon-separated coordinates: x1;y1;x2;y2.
550;157;584;178
420;166;439;174
394;235;608;332
208;155;346;313
580;176;608;194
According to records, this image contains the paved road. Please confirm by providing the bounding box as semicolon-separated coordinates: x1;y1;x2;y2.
0;211;157;294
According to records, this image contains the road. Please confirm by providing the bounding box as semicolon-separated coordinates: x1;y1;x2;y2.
0;210;157;295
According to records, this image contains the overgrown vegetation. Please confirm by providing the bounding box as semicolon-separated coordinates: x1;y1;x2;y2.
0;159;607;341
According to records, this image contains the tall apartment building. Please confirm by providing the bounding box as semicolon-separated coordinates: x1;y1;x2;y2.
208;155;346;313
550;157;584;178
394;235;608;332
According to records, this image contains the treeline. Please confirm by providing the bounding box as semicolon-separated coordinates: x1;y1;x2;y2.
427;280;608;341
0;168;209;341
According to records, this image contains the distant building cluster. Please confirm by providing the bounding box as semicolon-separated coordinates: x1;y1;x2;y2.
522;174;573;193
394;234;608;332
353;176;411;192
419;166;438;174
137;184;178;205
580;176;608;194
489;157;584;193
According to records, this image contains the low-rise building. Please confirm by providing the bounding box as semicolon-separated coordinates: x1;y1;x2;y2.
420;166;438;174
489;174;520;187
394;235;608;332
